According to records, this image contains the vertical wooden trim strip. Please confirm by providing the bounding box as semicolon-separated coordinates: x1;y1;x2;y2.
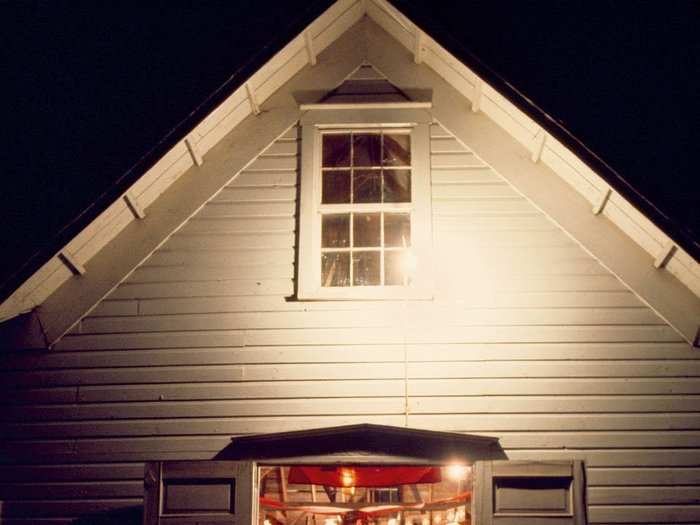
143;461;161;525
304;31;317;66
654;241;677;269
246;82;261;116
572;460;587;525
474;461;493;525
297;124;319;299
58;251;85;276
184;136;204;167
123;192;146;219
592;187;612;215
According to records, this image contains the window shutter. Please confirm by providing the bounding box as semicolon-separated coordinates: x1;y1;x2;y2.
144;460;256;525
473;460;586;525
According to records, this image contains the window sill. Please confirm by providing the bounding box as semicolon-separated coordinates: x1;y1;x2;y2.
295;285;434;302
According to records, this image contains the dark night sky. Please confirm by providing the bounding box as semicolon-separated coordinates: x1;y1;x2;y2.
1;0;698;295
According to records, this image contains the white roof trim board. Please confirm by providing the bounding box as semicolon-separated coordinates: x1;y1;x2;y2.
1;0;698;347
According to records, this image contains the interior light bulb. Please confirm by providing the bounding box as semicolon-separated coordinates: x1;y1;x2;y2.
446;464;470;481
340;468;355;487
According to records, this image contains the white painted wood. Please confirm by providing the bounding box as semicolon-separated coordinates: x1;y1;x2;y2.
58;251;85;276
300;101;431;110
123;192;146;219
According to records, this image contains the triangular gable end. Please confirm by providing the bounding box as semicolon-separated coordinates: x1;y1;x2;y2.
55;101;684;352
1;0;698;349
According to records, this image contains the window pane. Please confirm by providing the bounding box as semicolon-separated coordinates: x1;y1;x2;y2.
322;134;350;167
353;170;381;203
353;251;380;286
322;214;350;248
322;170;350;204
353;133;381;166
322;252;350;287
384;251;405;285
383;170;411;202
353;213;381;247
384;213;411;247
383;133;410;166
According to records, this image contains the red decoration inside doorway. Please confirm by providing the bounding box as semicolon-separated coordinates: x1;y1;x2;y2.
287;466;442;488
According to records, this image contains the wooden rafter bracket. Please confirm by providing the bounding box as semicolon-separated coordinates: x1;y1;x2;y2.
123;191;146;219
246;82;261;116
654;241;677;269
184;135;204;167
471;79;482;113
592;187;612;215
530;128;547;163
58;250;85;276
413;29;425;64
304;31;317;66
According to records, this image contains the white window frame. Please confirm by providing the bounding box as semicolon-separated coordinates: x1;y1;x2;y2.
297;107;433;300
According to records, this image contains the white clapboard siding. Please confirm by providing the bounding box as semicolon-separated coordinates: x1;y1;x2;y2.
406;414;700;432
410;377;700;396
1;114;699;525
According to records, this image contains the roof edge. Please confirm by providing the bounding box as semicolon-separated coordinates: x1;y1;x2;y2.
0;0;340;311
384;0;699;264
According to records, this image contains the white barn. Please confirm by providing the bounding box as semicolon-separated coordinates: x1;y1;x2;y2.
1;2;699;524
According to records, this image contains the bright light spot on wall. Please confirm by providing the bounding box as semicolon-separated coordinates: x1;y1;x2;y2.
401;249;418;283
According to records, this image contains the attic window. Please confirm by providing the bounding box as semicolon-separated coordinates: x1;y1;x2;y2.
320;130;412;287
297;108;433;300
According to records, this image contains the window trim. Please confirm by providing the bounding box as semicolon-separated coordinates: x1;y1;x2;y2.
297;108;433;300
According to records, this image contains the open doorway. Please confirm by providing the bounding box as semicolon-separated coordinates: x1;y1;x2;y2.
259;464;473;525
